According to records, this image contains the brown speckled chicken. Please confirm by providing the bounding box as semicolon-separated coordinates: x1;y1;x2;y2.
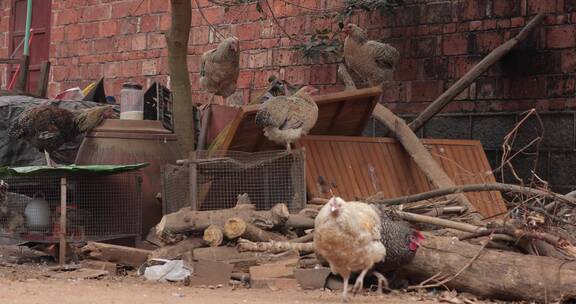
200;36;240;104
314;197;387;302
8;105;115;167
255;86;318;152
343;23;400;86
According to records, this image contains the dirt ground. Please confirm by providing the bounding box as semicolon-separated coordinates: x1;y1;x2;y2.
0;264;441;304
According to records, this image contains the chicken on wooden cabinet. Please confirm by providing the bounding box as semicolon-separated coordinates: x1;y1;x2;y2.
314;196;387;302
342;23;400;86
200;36;240;104
255;86;319;152
8;104;116;167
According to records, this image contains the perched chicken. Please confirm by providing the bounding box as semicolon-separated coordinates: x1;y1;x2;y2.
314;197;386;302
251;75;302;104
8;105;115;167
255;86;319;152
343;23;400;86
200;36;240;104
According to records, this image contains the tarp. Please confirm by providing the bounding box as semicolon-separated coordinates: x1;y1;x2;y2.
0;163;148;177
0;95;119;166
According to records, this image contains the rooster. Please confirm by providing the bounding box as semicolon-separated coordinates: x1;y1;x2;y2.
342;23;400;86
314;197;386;302
200;36;240;104
8;104;115;167
254;86;319;152
371;211;425;292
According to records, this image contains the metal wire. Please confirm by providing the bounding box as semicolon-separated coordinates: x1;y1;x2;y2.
0;171;142;242
190;150;306;212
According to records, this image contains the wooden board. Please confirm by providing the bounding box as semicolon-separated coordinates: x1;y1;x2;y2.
297;136;507;219
209;87;382;152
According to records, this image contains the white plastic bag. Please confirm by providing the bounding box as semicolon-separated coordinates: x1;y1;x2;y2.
141;259;192;282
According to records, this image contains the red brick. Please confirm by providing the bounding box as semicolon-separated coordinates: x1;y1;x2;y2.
111;0;148;18
160;14;171;31
81;5;112;22
527;0;557;14
429;25;443;34
147;33;166;49
493;0;521;17
142;59;158;76
55;9;79;25
497;19;511;28
395;58;418;81
546;25;576;48
561;49;576;72
482;19;497;30
546;76;575;97
235;23;260;41
510;76;545;98
132;34;147;50
272;49;301;66
190;26;210;45
239;40;260;51
469;20;482;31
237;70;255;89
284;66;310;85
140;15;159;32
261;38;280;48
93;38;114;54
406;80;443;102
52;27;65;42
99;20;118;37
203;7;225;24
424;2;452;24
511;17;525;27
253;70;278;88
150;0;169;13
81;22;99;39
380;82;403;102
64;24;82;40
443;23;457;33
118;18;138;35
310;65;337;85
459;0;488;20
474;31;504;53
443;33;468;55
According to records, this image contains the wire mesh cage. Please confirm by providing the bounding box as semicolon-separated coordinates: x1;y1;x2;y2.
161;164;189;215
0;171;142;242
191;150;306;212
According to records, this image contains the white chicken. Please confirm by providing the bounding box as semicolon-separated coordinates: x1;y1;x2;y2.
314;197;387;302
254;86;319;152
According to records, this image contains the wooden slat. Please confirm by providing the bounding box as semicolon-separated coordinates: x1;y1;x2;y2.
300;136;507;218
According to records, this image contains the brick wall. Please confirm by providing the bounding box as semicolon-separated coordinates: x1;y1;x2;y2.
0;1;11;88
9;0;576;112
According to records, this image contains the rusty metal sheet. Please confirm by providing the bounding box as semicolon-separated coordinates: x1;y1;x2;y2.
298;135;507;219
209;87;382;152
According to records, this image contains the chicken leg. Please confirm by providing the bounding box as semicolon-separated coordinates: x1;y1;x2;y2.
285;142;292;153
352;268;369;296
341;275;351;302
372;271;390;295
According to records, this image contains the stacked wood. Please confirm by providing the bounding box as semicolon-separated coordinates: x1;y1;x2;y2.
80;242;151;268
203;225;224;247
224;217;288;242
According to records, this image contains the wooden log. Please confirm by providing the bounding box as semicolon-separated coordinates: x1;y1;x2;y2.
337;63;357;91
408;13;544;132
80;242;152;268
197;103;212;150
193;246;299;272
223;217;247;239
237;239;315;253
372;104;481;221
150;237;204;259
203;224;224;247
404;234;576;303
286;214;315;229
225;217;287;242
155;203;290;243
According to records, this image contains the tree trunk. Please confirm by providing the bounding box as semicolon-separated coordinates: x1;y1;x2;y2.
404;234;576;303
80;242;151;268
203;224;224;247
166;0;195;155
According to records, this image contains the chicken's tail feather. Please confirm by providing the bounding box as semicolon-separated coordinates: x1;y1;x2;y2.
255;109;271;128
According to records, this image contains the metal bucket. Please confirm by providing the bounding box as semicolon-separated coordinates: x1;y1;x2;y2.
75;119;181;236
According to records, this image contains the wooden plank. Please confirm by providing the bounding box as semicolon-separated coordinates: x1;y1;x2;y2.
300;136;507;218
36;60;50;97
0;58;23;64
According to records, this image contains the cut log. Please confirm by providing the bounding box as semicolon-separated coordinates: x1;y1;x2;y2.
407;13;544;132
404;234;576;303
225;217;287;242
156;203;290;243
80;242;151;268
150;237;204;259
372;104;481;221
237;239;315;253
223;217;247;239
203;225;224;247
